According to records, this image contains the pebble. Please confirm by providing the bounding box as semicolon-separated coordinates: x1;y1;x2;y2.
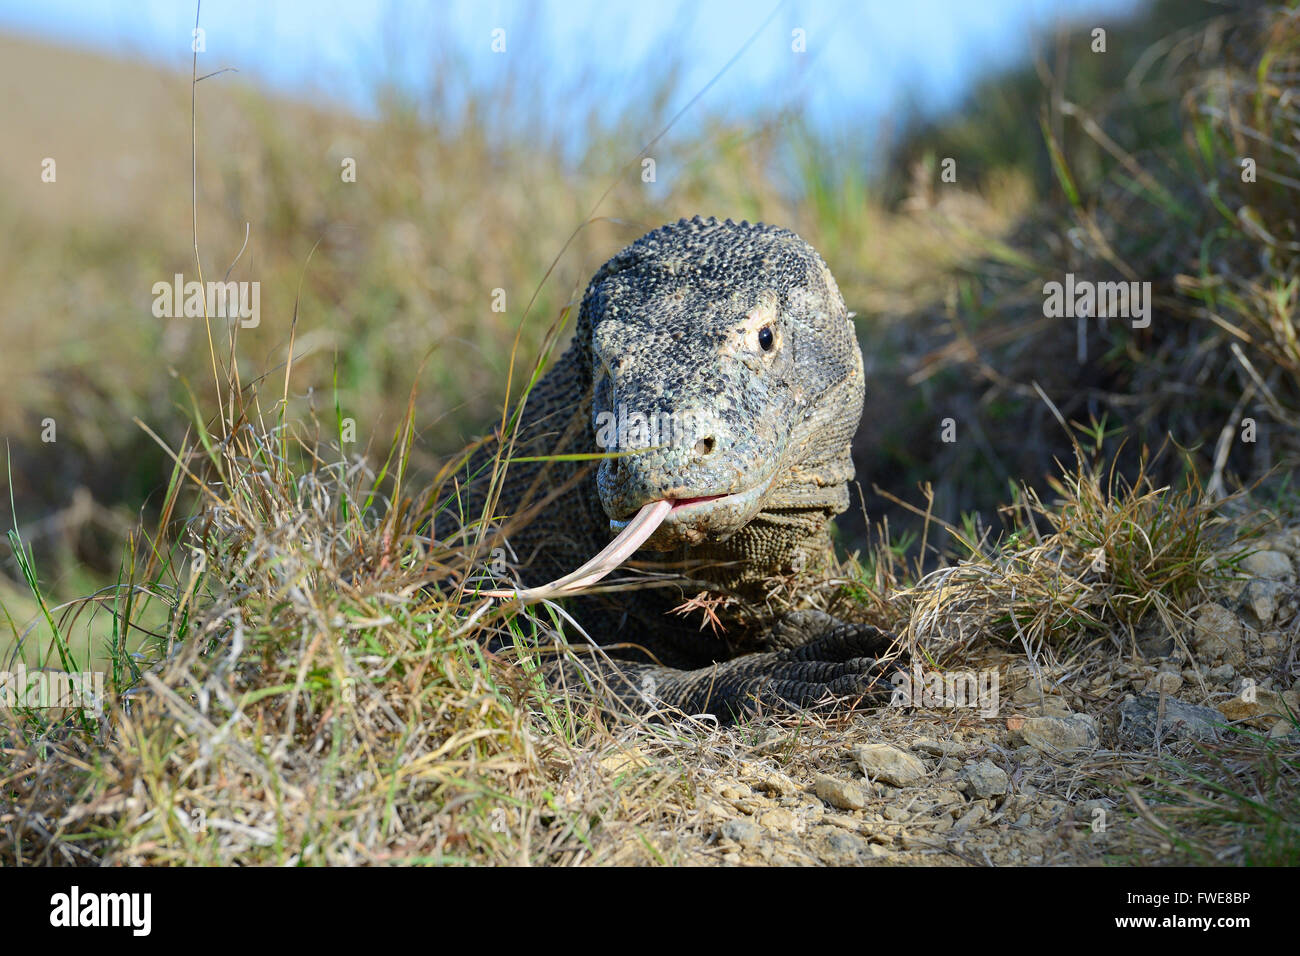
1218;688;1288;728
1024;696;1074;717
899;832;942;850
1022;714;1099;759
698;797;733;820
954;805;985;830
1150;671;1183;695
715;781;753;801
719;819;761;846
911;737;963;756
757;808;799;831
1119;693;1221;746
746;766;798;797
824;829;870;857
821;812;863;831
853;743;928;786
1241;579;1288;625
1190;603;1247;666
1207;663;1236;683
1240;550;1294;580
959;758;1008;799
813;773;869;811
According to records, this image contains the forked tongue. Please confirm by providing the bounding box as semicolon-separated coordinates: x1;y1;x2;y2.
479;499;673;604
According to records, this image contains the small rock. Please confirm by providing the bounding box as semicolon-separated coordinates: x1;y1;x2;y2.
813;773;869;811
719;819;761;846
1190;604;1246;666
1207;663;1236;683
1012;745;1041;765
698;797;732;820
715;781;753;801
1025;696;1074;717
1077;798;1111;826
1218;688;1288;728
1119;693;1221;746
821;829;871;860
747;767;798;797
959;758;1008;799
1135;625;1176;658
1022;714;1100;759
882;805;909;822
1241;579;1288;625
1011;674;1067;704
954;805;985;830
756;808;798;831
1151;671;1183;695
864;825;892;845
853;743;928;787
1259;631;1286;656
899;832;942;850
821;812;863;830
910;737;963;756
1268;718;1295;739
797;801;826;827
1241;550;1294;580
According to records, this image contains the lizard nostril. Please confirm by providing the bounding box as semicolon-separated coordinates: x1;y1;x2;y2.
694;437;715;457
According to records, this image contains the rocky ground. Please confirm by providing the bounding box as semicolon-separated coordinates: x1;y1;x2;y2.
580;529;1300;866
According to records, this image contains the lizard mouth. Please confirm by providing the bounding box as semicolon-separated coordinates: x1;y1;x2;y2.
608;478;773;551
480;484;769;604
479;477;775;604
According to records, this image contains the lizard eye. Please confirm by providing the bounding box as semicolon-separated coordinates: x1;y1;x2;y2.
758;325;774;351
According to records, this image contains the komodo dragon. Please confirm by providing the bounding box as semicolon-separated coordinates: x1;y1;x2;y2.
444;216;899;720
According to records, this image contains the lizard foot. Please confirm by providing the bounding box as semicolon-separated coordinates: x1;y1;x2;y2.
645;616;904;722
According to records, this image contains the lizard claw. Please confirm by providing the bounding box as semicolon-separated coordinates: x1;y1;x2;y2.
659;618;904;721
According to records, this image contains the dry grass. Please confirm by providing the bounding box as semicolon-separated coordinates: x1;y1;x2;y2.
0;351;1284;865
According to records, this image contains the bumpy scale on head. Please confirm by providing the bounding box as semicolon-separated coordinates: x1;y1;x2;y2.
578;216;864;551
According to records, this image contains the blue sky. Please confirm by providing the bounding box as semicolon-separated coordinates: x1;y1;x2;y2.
0;0;1143;135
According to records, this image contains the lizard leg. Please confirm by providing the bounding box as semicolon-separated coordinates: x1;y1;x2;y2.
545;616;902;722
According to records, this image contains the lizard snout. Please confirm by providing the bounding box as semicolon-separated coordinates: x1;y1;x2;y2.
595;405;734;515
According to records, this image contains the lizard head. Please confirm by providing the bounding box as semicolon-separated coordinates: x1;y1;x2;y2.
581;216;865;553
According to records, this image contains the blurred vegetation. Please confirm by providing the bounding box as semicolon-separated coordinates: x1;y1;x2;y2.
851;0;1299;550
1;0;1296;606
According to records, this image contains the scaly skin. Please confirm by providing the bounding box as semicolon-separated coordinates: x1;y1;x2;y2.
445;216;898;720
